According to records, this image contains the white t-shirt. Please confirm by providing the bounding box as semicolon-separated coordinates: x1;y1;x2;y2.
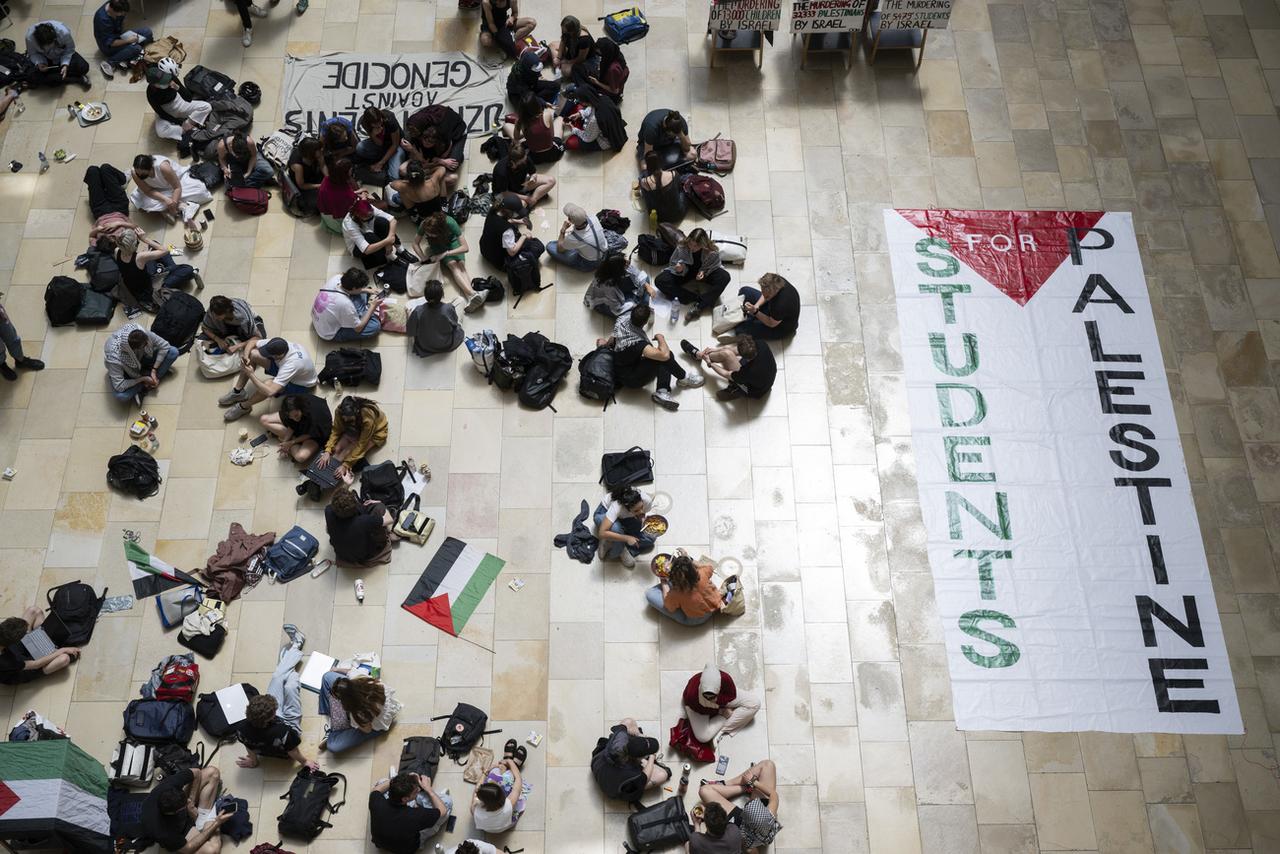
260;340;318;389
342;208;394;255
601;489;654;523
311;277;360;341
561;215;606;262
447;841;497;854
472;801;514;833
501;226;521;252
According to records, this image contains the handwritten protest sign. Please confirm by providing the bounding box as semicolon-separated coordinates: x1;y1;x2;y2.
791;0;866;33
879;0;955;29
709;0;784;32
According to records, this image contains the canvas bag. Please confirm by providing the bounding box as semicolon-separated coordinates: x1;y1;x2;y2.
156;585;201;629
393;494;435;546
371;686;403;732
108;740;157;787
695;134;737;174
711;302;746;335
195;338;242;378
142;35;187;66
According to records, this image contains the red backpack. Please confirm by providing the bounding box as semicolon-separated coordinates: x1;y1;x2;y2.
695;135;736;175
155;659;200;703
228;186;269;215
682;174;725;218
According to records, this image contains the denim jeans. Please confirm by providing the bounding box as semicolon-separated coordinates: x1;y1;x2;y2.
229;159;276;189
592;503;653;560
355;138;405;181
268;640;305;734
546;240;601;272
112;345;179;402
318;670;382;753
645;584;712;626
733;286;790;340
102;27;153;65
0;316;27;362
332;293;381;340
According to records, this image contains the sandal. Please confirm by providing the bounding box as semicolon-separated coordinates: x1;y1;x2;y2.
513;745;527;768
503;738;518;759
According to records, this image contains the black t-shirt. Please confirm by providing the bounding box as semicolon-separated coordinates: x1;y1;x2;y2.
141;768;195;851
614;339;658;387
731;340;777;398
0;645;37;685
639;109;687;148
367;791;442;854
564;30;596;61
146;84;180;120
288;150;325;186
281;393;332;444
759;284;800;337
235;717;301;758
326;505;386;564
492;156;534;194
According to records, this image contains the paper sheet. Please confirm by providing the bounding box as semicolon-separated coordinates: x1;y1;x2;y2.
300;651;336;693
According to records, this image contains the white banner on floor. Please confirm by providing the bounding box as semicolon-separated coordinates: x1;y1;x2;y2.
281;52;506;137
884;209;1242;734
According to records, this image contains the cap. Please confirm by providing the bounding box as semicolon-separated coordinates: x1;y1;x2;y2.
260;337;289;358
626;735;660;758
145;66;174;87
519;51;543;74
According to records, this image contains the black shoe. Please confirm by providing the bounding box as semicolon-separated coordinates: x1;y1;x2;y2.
16;358;43;371
0;362;15;381
680;339;699;358
716;385;745;401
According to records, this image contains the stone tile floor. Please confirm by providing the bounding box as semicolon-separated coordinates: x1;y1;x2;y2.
2;0;1280;851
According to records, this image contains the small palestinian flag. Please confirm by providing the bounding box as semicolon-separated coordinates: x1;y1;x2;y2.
402;537;505;636
125;538;201;599
0;740;111;852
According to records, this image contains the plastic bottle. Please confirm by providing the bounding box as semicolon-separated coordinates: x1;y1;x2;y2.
649;208;658;232
677;763;691;797
354;578;365;603
669;298;680;325
37;152;49;174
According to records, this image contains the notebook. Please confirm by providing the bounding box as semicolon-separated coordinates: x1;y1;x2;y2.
300;651;337;693
19;627;56;660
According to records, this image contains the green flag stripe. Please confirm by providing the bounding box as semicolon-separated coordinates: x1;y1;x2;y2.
451;552;505;633
122;538;155;570
0;741;106;795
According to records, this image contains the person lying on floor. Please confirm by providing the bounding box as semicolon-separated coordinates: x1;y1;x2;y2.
234;624;321;770
0;607;77;686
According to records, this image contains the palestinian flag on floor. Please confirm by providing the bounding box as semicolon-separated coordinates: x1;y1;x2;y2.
402;537;505;637
125;538;201;599
0;739;111;852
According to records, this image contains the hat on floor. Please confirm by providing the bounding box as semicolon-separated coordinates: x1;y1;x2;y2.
699;665;722;697
145;65;175;87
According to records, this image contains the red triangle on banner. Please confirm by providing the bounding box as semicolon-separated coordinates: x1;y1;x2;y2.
402;594;457;636
0;780;19;817
897;209;1106;306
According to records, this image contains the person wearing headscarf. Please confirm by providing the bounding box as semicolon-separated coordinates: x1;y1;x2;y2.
682;666;760;746
103;323;180;403
546;203;607;272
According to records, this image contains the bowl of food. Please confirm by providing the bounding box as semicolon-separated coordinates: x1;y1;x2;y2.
53;149;67;162
650;553;673;578
79;103;107;122
641;514;668;537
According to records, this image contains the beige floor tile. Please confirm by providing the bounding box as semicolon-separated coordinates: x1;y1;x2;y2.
1029;772;1098;850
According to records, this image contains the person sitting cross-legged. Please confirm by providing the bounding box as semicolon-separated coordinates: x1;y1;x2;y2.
220;337;319;422
93;0;153;78
343;199;401;270
369;772;452;853
104;324;179;404
687;801;744;854
325;487;394;567
645;552;723;626
25;20;91;90
471;740;531;833
697;760;782;854
311;267;383;342
201;295;265;357
260;393;330;466
140;766;229;853
601;303;703;412
590;718;671;802
407;280;464;357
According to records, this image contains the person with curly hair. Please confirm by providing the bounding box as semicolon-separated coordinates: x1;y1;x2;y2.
645;553;723;626
325;487;393;566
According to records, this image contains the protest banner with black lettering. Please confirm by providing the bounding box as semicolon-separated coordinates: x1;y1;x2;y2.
281;52;505;137
791;0;866;33
880;0;954;29
710;0;784;31
884;209;1242;734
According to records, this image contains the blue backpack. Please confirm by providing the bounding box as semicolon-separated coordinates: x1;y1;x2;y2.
265;526;319;583
601;7;649;43
123;699;196;745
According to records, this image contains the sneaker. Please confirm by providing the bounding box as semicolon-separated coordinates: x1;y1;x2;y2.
296;0;308;12
652;388;679;411
684;307;702;323
716;385;745;401
223;402;251;421
218;386;249;406
248;4;269;16
282;623;306;649
99;60;115;79
677;373;704;389
242;28;253;47
620;549;636;568
0;362;15;382
680;339;699;358
16;358;44;371
464;291;486;314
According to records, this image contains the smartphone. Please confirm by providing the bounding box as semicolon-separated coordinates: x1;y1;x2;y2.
203;209;215;222
445;814;457;832
250;433;269;447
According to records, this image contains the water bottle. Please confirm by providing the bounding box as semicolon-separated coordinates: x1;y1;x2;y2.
669;298;680;326
649;208;658;232
677;763;691;797
37;152;49;174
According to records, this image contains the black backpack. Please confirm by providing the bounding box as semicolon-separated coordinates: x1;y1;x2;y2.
151;291;204;353
153;742;206;777
85;250;122;293
473;276;505;304
516;333;572;412
318;347;382;387
398;736;442;781
108;445;162;499
123;699;196;746
444;190;471;224
507;241;552;307
636;234;673;266
431;702;501;762
277;768;347;841
578;346;616;409
182;65;236;101
76;288;116;326
45;276;85;326
358;460;405;510
0;46;34;88
196;684;259;740
43;580;106;647
600;446;654;490
190;160;224;190
625;797;692;853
